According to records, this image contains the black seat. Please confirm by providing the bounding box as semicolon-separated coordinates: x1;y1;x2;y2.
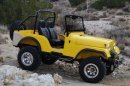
48;27;64;46
38;20;51;39
38;20;64;47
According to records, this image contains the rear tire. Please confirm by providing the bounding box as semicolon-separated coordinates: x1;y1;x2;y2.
8;21;26;40
18;46;41;71
79;57;106;83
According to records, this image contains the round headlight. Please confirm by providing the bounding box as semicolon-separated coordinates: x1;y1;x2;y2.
106;44;110;50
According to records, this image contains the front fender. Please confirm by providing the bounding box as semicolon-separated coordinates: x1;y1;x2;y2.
75;48;111;60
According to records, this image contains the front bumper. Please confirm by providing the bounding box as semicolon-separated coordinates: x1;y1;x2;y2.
108;51;122;68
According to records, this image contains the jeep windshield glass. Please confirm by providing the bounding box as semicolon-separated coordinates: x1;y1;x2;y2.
65;15;85;32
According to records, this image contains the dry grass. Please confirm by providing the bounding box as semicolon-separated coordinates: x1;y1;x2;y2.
0;57;4;63
125;37;130;46
123;46;130;56
0;34;7;44
0;49;2;55
0;25;8;34
105;27;130;57
0;29;8;34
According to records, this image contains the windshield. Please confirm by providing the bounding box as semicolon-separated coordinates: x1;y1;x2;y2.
65;15;85;32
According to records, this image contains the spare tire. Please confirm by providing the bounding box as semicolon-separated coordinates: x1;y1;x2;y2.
8;21;26;40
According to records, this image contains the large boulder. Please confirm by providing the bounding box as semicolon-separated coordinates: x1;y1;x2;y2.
0;65;55;86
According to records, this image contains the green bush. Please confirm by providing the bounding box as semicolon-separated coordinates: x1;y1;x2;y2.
0;0;53;24
91;0;129;10
69;0;86;7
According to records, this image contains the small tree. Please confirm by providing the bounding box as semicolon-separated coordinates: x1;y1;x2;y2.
91;0;130;10
86;0;98;10
69;0;86;6
0;0;53;24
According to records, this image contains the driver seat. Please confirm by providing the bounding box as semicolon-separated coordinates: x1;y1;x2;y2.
38;21;64;47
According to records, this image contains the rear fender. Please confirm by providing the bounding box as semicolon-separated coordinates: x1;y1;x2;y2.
13;31;52;52
18;37;41;51
17;36;52;52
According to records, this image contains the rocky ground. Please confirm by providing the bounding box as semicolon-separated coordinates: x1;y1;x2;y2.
0;65;54;86
0;18;130;86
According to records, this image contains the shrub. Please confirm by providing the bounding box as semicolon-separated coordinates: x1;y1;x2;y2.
0;26;8;34
69;0;86;7
0;0;53;24
0;49;1;55
91;0;130;10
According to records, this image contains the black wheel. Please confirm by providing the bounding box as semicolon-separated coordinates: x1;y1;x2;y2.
18;46;41;71
42;55;57;65
8;21;26;40
79;57;106;83
106;64;115;75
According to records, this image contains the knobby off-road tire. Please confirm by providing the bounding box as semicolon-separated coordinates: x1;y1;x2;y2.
18;46;41;71
8;21;26;40
79;57;106;83
106;64;115;75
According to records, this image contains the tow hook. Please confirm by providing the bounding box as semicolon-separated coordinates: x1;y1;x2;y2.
108;55;121;68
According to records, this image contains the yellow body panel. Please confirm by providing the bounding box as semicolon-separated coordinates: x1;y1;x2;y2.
114;46;120;54
15;30;53;52
14;30;120;60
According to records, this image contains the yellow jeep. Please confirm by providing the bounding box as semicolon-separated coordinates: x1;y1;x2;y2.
9;10;120;83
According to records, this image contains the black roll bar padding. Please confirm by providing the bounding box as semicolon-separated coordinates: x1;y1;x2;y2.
34;12;38;34
34;10;56;34
18;15;36;31
81;16;85;31
18;10;56;34
20;15;36;25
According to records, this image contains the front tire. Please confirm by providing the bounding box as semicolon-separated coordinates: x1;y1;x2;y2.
79;57;106;83
18;46;41;71
106;64;115;75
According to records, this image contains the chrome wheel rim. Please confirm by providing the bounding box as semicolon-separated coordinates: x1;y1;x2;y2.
21;52;34;66
84;63;99;79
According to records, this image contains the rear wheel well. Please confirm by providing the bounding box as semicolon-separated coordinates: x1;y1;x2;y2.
18;37;41;52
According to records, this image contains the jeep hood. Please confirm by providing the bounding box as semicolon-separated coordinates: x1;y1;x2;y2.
75;35;115;48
